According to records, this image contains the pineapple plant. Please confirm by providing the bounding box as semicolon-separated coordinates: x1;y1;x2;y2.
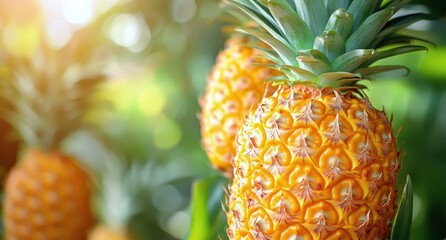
201;34;279;176
88;156;153;240
223;0;431;239
0;42;104;239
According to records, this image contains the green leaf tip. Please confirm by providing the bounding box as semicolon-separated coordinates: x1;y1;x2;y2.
187;176;228;240
391;174;413;240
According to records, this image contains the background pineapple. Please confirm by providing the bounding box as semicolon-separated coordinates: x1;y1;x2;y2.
223;0;432;239
201;34;279;176
0;34;104;239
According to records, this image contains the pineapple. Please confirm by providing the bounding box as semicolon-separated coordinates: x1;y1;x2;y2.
0;42;103;239
224;0;429;239
201;35;278;176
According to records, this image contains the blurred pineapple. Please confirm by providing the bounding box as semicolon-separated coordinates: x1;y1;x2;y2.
0;40;104;239
0;0;42;185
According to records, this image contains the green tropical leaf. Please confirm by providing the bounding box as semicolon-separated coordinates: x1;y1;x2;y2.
391;175;413;240
187;176;228;240
346;7;394;51
297;56;332;75
268;0;314;50
324;8;354;41
377;13;436;41
314;30;346;62
332;49;374;72
360;45;427;67
324;0;350;16
237;27;298;65
293;0;328;36
348;0;379;30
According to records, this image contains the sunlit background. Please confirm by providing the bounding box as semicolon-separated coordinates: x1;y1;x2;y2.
0;0;445;239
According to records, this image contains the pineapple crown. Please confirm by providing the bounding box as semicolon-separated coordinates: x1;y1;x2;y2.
0;40;104;151
94;155;154;231
227;0;435;90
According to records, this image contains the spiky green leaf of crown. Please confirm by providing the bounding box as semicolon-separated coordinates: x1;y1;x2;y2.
228;0;434;89
0;42;104;151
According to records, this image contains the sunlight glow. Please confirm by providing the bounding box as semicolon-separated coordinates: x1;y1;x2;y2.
62;0;94;25
139;85;166;118
107;13;151;52
45;20;73;49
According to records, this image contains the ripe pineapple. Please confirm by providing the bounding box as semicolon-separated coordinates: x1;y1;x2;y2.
0;43;103;239
225;0;429;239
201;35;278;176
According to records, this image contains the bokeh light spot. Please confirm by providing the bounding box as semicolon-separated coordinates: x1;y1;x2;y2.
107;13;151;52
2;23;41;58
109;14;140;48
171;0;197;23
151;184;183;212
153;117;182;150
166;211;190;239
45;20;73;49
62;0;94;25
139;85;166;118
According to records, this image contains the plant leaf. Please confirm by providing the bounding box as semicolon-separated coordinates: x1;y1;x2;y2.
293;0;328;36
278;64;317;81
236;27;298;65
382;0;411;12
374;34;437;48
348;0;379;31
346;7;395;51
268;0;314;50
374;13;437;46
229;0;286;44
324;8;354;41
391;175;413;240
296;56;332;75
354;65;409;78
314;30;346;62
360;45;427;67
324;0;350;16
187;176;228;240
332;49;374;72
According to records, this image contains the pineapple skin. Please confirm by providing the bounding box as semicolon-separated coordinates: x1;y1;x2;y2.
200;36;277;176
4;148;94;240
89;225;134;240
227;84;399;239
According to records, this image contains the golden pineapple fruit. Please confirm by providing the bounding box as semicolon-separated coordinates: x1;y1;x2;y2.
201;35;278;176
4;149;93;239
